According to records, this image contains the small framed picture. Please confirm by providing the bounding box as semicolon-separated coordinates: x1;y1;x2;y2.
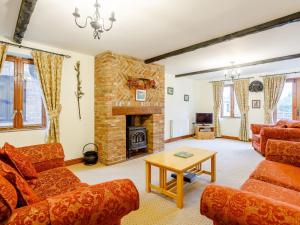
136;89;147;101
167;87;174;95
252;100;261;109
184;94;189;102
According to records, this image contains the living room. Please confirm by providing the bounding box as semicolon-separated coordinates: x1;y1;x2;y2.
0;1;300;225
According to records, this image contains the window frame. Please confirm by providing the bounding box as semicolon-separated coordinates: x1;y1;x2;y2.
0;55;46;132
221;84;240;118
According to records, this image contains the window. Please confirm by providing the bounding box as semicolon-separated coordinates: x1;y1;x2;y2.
221;85;240;118
0;56;46;130
274;80;294;122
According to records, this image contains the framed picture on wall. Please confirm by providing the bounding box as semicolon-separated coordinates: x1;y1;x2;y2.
136;89;147;101
252;100;261;109
167;87;174;95
184;94;189;102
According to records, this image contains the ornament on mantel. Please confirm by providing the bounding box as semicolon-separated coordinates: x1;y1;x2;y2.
74;61;84;119
127;76;157;89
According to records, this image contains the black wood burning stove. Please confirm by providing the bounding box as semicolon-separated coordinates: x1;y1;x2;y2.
126;126;147;158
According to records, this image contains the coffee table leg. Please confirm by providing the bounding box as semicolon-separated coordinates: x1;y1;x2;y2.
176;172;184;208
211;154;216;182
146;162;151;192
159;168;166;189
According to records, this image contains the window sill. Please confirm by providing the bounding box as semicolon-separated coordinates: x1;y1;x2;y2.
221;117;241;119
0;127;46;133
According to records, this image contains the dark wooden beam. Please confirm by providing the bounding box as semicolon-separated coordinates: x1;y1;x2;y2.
175;53;300;78
145;12;300;63
13;0;38;44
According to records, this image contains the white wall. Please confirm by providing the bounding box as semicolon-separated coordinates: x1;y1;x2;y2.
0;37;94;160
164;74;202;139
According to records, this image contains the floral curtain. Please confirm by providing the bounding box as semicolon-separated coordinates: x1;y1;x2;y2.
0;44;8;73
263;75;286;124
32;51;64;143
233;79;249;141
212;81;224;137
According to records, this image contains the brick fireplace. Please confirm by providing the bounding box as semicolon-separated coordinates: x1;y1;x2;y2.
94;51;165;165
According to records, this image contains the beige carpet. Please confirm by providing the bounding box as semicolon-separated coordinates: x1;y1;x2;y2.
69;138;263;225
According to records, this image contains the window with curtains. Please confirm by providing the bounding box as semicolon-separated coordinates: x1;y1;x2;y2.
0;55;46;131
221;84;241;118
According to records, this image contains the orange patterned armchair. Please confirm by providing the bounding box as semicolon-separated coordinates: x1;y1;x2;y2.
251;119;300;155
0;143;139;225
200;139;300;225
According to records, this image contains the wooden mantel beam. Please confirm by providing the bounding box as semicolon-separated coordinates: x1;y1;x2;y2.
13;0;38;44
145;12;300;64
175;53;300;78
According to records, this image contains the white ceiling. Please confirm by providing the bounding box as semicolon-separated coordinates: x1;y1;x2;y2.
0;0;300;78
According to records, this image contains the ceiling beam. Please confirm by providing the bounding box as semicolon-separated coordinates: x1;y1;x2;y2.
145;11;300;64
175;53;300;78
13;0;38;44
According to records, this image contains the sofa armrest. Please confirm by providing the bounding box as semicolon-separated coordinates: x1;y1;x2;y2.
266;139;300;167
15;143;65;172
47;179;139;225
7;179;139;225
7;200;50;225
251;124;274;134
200;184;300;225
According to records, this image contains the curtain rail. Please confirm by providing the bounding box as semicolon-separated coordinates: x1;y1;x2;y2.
209;71;300;83
0;40;71;58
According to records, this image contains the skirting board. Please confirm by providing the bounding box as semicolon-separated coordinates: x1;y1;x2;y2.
164;134;194;143
221;135;252;142
65;158;83;166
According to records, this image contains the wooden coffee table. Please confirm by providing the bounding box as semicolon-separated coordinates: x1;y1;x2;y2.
144;146;216;208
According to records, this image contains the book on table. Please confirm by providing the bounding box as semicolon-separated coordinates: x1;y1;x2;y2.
174;151;194;158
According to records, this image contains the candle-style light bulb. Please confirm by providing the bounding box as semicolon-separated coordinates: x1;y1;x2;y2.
110;12;116;21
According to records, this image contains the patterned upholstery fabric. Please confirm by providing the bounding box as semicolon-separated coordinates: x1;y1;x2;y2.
265;139;300;167
47;179;139;225
15;143;64;172
0;160;40;206
250;160;300;192
251;120;300;155
31;167;88;200
241;179;300;207
6;200;50;225
0;176;18;222
201;184;300;225
2;143;38;180
2;143;139;225
7;180;138;225
201;139;300;224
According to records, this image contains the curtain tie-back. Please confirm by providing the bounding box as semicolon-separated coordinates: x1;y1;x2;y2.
48;105;62;119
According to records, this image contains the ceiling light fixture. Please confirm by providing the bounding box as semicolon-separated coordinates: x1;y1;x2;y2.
224;62;241;80
72;0;116;39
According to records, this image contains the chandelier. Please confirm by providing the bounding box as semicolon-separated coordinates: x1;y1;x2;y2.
72;0;116;39
224;62;241;80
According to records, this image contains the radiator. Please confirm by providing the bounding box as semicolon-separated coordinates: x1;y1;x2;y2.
170;119;190;138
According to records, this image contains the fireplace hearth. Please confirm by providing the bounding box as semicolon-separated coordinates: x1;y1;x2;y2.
126;126;147;158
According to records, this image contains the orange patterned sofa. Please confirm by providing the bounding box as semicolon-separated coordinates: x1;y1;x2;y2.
201;139;300;225
251;120;300;155
0;143;139;225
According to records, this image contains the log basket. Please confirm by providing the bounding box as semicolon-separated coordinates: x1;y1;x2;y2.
83;143;98;165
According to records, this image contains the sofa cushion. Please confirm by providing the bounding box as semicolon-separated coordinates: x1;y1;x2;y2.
1;143;38;180
31;167;87;200
16;143;64;172
0;160;40;207
250;160;300;192
0;176;18;222
242;178;300;207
